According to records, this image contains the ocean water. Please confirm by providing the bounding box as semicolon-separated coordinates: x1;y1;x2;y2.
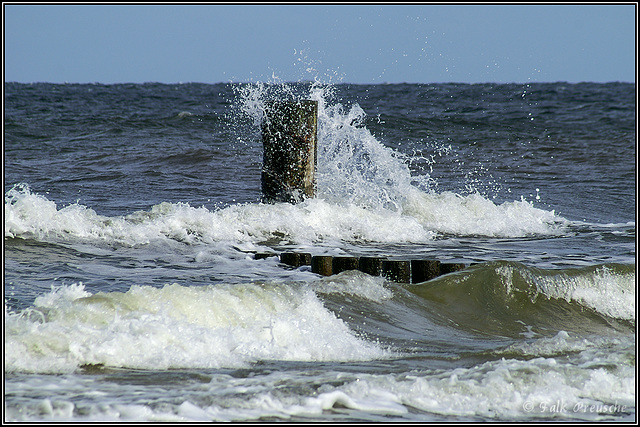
3;81;636;422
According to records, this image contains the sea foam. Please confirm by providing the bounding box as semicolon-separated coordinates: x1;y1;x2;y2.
4;281;388;374
5;82;566;247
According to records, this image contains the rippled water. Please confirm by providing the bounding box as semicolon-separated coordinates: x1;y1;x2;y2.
4;81;635;421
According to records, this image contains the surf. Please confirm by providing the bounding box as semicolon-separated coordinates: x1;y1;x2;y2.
4;279;391;374
5;82;569;250
405;261;635;338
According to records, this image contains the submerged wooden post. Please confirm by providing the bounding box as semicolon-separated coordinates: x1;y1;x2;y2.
312;255;333;276
411;259;441;283
358;257;386;277
280;252;312;268
332;256;360;275
440;263;466;275
261;100;318;204
382;260;411;283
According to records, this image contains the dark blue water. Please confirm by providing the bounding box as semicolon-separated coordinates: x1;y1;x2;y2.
4;81;636;421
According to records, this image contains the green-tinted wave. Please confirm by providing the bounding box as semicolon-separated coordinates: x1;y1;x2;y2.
403;261;635;338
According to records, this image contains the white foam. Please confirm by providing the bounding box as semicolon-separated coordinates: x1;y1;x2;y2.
5;179;564;251
313;270;394;303
235;335;635;421
5;82;568;245
403;190;565;237
4;183;104;240
499;330;629;358
558;266;636;320
237;82;566;239
5;329;634;422
496;264;637;321
4;282;388;374
315;100;416;212
4;184;431;246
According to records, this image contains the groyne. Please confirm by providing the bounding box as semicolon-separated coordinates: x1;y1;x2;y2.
255;252;466;284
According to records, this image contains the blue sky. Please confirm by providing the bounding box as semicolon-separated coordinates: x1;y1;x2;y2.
3;4;636;84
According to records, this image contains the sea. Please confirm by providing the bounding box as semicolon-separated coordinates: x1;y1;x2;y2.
3;80;636;422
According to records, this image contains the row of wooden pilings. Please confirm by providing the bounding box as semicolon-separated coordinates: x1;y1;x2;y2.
255;252;466;284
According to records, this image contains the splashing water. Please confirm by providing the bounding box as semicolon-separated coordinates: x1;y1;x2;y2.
5;82;566;246
233;82;567;238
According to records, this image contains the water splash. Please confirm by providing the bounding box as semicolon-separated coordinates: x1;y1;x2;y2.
233;81;566;238
5;81;567;245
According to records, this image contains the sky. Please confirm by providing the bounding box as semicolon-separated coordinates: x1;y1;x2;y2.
3;3;636;84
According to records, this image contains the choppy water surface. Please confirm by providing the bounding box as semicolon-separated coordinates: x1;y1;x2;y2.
4;81;636;421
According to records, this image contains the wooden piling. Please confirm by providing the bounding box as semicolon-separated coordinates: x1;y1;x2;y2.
261;100;318;204
358;256;386;277
440;263;467;275
411;259;441;283
332;256;360;274
382;259;411;283
311;255;333;276
280;252;312;267
299;252;312;266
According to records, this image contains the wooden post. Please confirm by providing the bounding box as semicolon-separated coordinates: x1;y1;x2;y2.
358;257;386;277
411;259;441;283
311;255;333;276
440;263;466;275
332;256;360;274
261;100;318;204
255;252;278;260
382;260;411;283
280;252;311;267
299;252;312;266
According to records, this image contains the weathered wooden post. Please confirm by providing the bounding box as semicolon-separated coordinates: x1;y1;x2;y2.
254;252;278;260
382;259;411;283
280;252;311;268
358;256;386;277
411;259;441;283
312;255;333;276
440;263;466;275
261;100;318;204
332;256;360;275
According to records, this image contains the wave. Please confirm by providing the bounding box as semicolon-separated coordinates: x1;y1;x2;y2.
5;82;569;245
5;183;565;249
4;278;391;374
6;260;633;375
405;261;635;338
